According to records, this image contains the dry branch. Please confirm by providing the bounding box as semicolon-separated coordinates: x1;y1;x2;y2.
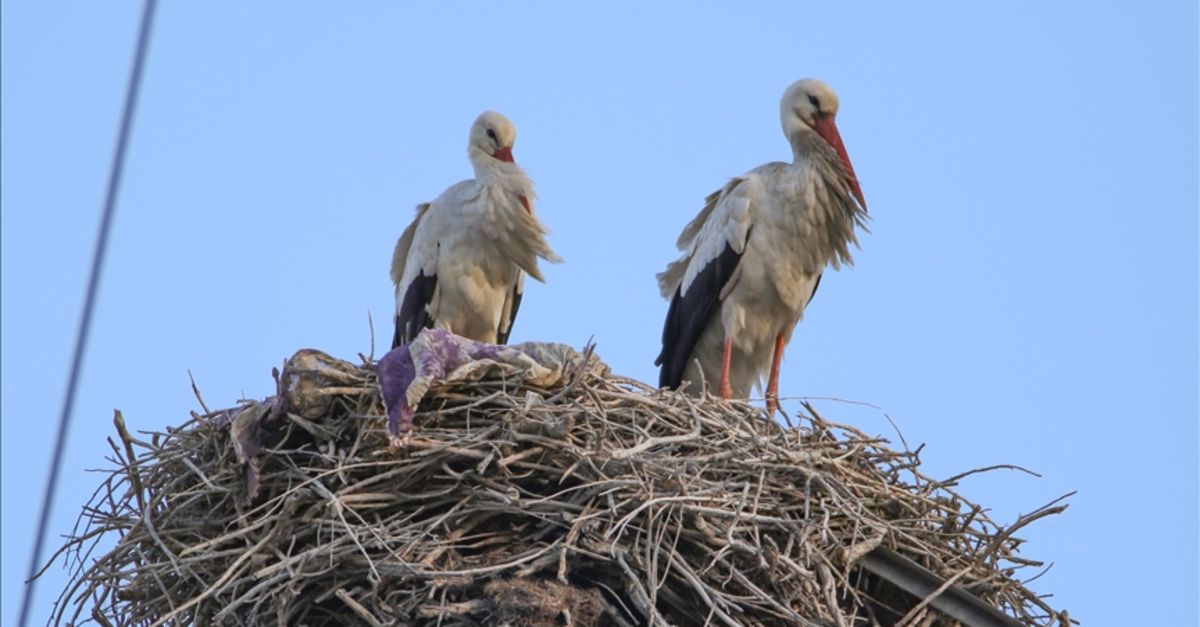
46;349;1073;626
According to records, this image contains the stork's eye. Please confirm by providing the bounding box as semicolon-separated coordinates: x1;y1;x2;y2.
486;129;497;140
807;95;820;109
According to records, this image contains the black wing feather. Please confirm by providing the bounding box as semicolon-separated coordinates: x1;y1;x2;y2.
656;242;744;390
808;273;822;306
392;271;437;348
496;283;523;345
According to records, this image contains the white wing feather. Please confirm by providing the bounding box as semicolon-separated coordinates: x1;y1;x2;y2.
390;202;432;287
657;177;755;298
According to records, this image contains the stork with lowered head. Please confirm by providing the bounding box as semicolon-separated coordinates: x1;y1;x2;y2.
656;78;868;411
391;111;561;349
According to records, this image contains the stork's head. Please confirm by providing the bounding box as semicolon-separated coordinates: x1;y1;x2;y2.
780;78;865;208
469;110;518;166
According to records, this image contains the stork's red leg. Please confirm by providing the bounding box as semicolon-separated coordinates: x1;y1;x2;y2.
718;337;734;400
765;334;785;413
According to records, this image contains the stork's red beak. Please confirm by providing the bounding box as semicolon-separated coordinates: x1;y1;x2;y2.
493;146;514;163
812;117;866;209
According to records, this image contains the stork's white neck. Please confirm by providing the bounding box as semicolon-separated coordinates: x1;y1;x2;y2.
788;127;825;163
470;149;511;182
470;154;530;193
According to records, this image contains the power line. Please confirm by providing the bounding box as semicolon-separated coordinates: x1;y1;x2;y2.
16;1;159;625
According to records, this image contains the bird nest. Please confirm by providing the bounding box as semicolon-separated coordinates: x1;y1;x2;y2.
45;346;1073;626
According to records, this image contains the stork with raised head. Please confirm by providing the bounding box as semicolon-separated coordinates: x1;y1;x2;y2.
391;111;561;349
655;78;868;411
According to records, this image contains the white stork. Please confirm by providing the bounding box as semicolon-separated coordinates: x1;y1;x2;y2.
391;111;561;349
655;79;868;411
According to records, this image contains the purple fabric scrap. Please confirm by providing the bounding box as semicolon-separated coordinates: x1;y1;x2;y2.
377;328;606;445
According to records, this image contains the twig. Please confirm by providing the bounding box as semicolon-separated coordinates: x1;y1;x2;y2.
41;348;1073;626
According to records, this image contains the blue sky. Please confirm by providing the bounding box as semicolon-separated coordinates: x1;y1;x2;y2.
2;2;1196;624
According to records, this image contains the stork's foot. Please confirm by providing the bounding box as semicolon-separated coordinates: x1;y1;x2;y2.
718;383;734;400
765;334;785;416
718;337;735;401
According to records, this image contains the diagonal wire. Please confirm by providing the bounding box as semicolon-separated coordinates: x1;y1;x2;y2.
16;1;159;625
